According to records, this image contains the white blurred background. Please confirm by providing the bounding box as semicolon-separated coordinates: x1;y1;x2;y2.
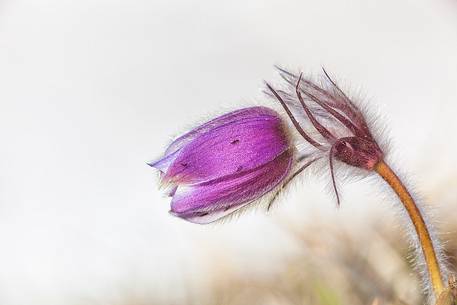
0;0;456;304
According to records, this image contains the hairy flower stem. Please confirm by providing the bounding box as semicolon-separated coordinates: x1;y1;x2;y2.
374;160;444;297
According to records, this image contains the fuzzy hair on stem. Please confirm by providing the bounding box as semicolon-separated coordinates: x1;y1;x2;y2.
372;159;450;304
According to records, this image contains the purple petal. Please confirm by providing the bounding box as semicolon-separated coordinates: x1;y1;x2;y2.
164;110;291;184
170;150;293;224
147;149;180;174
164;106;281;156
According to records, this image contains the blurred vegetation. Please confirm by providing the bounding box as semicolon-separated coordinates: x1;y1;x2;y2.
117;177;456;305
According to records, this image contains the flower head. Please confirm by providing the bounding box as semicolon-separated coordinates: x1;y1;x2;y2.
266;67;384;204
150;68;385;222
149;106;294;223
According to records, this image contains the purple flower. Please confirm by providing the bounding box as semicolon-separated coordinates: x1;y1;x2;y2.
150;67;385;223
149;107;294;224
149;67;450;300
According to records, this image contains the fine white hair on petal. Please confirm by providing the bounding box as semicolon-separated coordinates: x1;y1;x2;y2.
203;151;322;225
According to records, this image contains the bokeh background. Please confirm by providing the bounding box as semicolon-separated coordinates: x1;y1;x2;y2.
0;0;457;304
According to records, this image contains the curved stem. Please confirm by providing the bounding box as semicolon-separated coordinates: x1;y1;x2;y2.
374;160;444;297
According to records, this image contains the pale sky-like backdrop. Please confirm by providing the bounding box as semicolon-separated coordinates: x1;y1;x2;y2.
0;0;456;304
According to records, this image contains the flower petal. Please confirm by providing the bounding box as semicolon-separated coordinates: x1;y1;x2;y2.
169;150;293;224
164;107;280;155
164;111;291;184
147;149;180;173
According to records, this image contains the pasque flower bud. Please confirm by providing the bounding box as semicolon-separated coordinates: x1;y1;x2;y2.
149;107;294;224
